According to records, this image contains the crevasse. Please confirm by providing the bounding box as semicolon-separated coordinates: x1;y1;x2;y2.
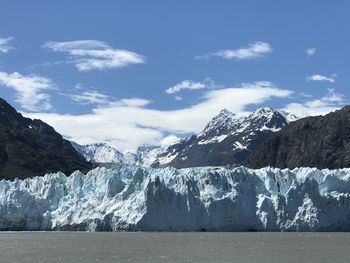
0;165;350;231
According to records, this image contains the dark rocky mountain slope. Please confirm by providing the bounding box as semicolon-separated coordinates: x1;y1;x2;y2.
247;106;350;169
0;98;91;180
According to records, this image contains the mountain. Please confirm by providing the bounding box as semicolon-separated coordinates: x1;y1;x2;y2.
72;142;168;166
123;144;170;166
153;107;291;168
247;106;350;169
0;98;91;180
1;165;349;231
72;107;297;169
71;142;124;163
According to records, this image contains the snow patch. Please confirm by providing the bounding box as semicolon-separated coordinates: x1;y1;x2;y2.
259;125;282;132
233;141;247;150
198;134;228;145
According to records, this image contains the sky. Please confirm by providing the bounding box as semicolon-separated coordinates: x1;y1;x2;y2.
0;1;349;150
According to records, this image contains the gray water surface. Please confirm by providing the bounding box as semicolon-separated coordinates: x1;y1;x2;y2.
0;232;349;263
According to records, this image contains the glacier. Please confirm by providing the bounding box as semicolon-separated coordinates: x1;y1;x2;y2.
0;165;350;231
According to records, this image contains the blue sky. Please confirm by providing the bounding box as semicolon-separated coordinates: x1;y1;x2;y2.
0;1;348;149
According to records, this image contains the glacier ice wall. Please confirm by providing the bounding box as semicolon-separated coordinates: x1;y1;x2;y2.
1;165;350;231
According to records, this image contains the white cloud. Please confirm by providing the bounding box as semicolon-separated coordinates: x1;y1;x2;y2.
44;40;109;51
0;72;55;111
282;88;345;117
43;40;145;71
165;78;216;94
24;81;292;150
166;80;205;94
196;41;272;60
114;98;152;107
305;48;316;56
175;96;183;101
307;74;336;83
69;90;112;105
0;37;14;54
322;88;344;102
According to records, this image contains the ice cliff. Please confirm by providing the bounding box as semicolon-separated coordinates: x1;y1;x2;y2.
1;165;350;231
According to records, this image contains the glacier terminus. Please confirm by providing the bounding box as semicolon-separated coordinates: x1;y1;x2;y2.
1;165;349;232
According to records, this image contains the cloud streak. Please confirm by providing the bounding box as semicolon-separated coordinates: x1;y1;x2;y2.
0;37;14;54
69;90;113;105
165;78;216;94
307;74;336;83
0;72;55;111
196;41;272;60
43;40;145;71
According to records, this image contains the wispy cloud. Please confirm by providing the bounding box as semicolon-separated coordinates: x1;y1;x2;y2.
113;98;152;107
69;90;112;105
307;74;336;83
0;72;55;111
305;48;316;57
322;88;344;102
25;81;292;150
43;40;145;71
0;37;14;54
283;88;345;117
195;41;272;60
165;78;216;94
67;85;151;107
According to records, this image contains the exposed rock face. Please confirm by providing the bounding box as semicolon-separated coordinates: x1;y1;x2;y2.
0;98;91;180
153;108;290;168
1;165;349;231
247;106;350;169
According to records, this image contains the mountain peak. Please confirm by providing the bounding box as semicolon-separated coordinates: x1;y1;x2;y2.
209;108;236;124
156;106;292;169
0;98;14;109
0;98;26;124
247;107;288;127
249;107;280;118
280;110;300;123
218;108;235;117
245;107;288;133
201;108;237;137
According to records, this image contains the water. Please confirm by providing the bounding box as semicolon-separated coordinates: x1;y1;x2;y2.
0;232;349;263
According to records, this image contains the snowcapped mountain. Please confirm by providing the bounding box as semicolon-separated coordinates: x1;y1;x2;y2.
153;107;294;168
1;165;350;231
123;145;168;166
71;142;124;163
72;142;170;166
72;107;298;168
280;110;300;123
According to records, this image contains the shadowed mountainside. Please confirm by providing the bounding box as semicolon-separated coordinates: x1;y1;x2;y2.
247;106;350;169
0;98;92;180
